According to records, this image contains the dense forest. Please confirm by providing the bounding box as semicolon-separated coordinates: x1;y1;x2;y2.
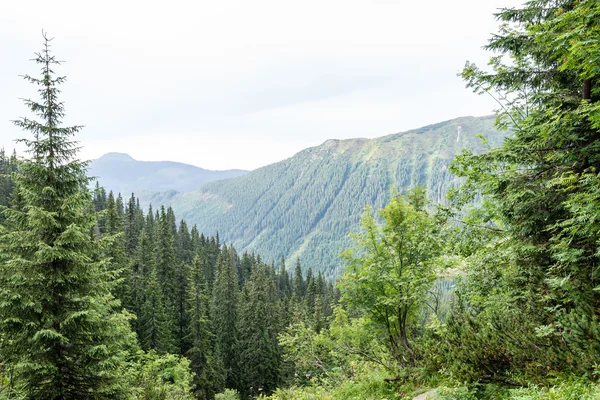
2;0;600;399
0;152;338;399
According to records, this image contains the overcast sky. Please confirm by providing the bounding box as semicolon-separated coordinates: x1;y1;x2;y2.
0;0;522;170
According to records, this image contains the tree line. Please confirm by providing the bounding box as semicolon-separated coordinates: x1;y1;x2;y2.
91;184;338;398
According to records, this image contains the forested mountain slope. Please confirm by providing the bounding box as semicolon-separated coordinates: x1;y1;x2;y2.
90;152;248;194
143;116;507;277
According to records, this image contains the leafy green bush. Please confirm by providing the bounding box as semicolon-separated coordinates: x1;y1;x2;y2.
131;351;195;400
264;367;402;400
507;380;600;400
215;389;240;400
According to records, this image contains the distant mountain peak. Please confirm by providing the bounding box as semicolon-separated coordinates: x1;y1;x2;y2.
98;152;135;162
90;153;248;194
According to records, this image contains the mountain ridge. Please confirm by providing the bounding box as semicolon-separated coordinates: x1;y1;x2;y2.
137;115;507;276
89;153;248;195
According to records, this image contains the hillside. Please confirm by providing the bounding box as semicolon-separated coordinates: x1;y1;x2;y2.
142;116;507;277
89;152;248;195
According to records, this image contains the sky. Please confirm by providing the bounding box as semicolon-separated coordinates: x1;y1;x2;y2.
0;0;523;171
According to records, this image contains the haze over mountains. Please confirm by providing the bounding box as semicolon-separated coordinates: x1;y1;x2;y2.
89;152;248;195
93;116;507;277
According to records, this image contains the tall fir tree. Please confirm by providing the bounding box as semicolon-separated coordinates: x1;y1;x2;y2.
185;256;219;399
139;269;176;354
211;246;240;391
0;33;136;399
131;226;154;338
105;191;128;306
124;193;141;257
238;263;282;397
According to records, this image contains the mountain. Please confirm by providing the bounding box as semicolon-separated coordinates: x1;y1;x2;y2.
89;152;248;195
141;116;507;277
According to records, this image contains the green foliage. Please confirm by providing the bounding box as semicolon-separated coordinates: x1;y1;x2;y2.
214;389;240;400
0;149;18;224
131;351;194;400
444;0;600;384
339;189;443;366
263;367;401;400
279;307;390;386
436;380;600;400
507;380;600;400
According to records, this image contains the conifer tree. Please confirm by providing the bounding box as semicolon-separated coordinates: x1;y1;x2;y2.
211;247;240;390
451;0;600;377
190;225;201;252
0;148;18;216
139;269;176;354
145;204;155;241
177;219;193;264
0;33;135;399
305;268;316;314
292;259;304;300
115;193;125;222
105;191;128;305
131;226;154;336
155;207;177;300
124;193;140;257
238;251;254;288
238;263;282;397
185;256;219;398
92;182;107;233
174;259;189;354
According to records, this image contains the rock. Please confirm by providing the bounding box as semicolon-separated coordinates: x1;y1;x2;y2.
413;390;436;400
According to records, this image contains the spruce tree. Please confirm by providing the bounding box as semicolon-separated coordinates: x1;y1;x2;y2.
452;0;600;377
177;219;192;264
105;191;128;306
238;263;282;397
292;259;304;300
124;193;140;257
139;269;176;354
185;256;219;398
211;246;240;390
0;33;135;399
131;226;153;338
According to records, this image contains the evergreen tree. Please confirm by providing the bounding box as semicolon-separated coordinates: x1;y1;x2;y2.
292;259;304;300
124;193;141;257
450;0;600;378
139;269;176;354
155;207;177;300
238;263;282;397
211;246;240;391
0;33;135;399
238;251;254;288
115;193;125;223
131;226;154;338
105;191;128;305
177;219;193;264
174;259;189;354
185;257;219;398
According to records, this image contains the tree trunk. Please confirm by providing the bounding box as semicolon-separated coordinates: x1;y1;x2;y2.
583;79;592;100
